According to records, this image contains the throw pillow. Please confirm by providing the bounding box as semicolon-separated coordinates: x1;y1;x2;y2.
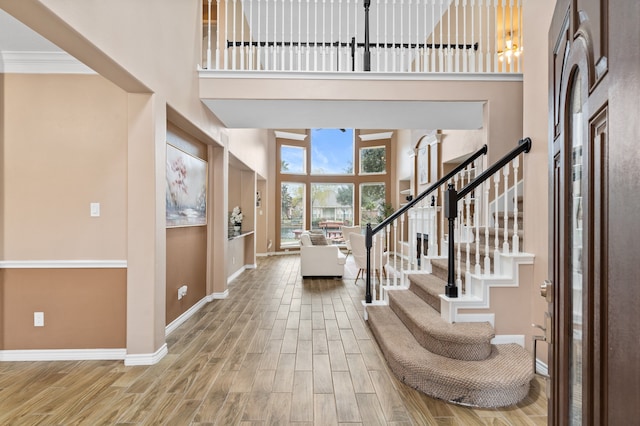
309;232;328;245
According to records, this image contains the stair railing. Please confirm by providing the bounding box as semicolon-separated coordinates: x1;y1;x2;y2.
443;137;531;298
363;144;488;304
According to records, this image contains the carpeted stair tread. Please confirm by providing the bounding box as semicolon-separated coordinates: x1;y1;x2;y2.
406;273;445;312
388;289;493;361
367;306;533;408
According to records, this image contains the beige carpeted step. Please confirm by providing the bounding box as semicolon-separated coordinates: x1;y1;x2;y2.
406;273;444;312
367;305;534;408
388;289;494;361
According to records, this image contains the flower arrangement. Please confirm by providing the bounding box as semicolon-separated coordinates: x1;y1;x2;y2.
230;206;243;226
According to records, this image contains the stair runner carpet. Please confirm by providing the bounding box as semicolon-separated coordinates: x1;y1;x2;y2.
366;268;534;408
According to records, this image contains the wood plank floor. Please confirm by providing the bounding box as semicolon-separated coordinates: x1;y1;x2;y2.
0;255;548;425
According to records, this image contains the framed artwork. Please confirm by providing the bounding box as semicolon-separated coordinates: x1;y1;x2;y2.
166;144;208;227
417;146;428;185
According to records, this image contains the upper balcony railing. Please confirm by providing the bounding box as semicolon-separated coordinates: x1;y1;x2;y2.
203;0;523;73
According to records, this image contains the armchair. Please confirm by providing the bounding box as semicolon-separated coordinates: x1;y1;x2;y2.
350;233;388;282
299;231;346;278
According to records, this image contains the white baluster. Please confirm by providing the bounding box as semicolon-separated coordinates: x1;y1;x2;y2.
329;0;334;71
280;0;285;70
400;213;406;285
483;179;491;274
454;0;460;72
306;0;310;70
313;0;318;70
291;0;295;70
465;192;471;275
337;0;342;70
322;0;327;71
502;165;510;253
493;171;501;274
256;0;262;70
384;0;389;71
400;0;405;72
486;0;492;72
463;0;468;72
512;156;520;253
240;0;245;70
476;0;483;72
456;196;463;290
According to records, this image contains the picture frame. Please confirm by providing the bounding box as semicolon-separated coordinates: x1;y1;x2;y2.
166;144;208;227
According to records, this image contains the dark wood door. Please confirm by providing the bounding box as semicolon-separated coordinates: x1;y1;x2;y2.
549;1;640;424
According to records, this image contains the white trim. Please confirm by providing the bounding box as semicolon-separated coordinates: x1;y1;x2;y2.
245;263;257;269
536;358;549;377
359;131;394;141
491;334;526;347
0;51;96;74
0;348;126;362
256;251;299;257
0;260;127;269
199;70;524;82
361;300;387;321
274;130;307;141
124;344;168;366
209;289;229;299
455;313;496;327
165;296;210;337
227;265;253;284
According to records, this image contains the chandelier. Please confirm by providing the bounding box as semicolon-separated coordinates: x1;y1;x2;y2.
498;33;522;63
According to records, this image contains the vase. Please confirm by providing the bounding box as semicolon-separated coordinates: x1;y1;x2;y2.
233;225;241;233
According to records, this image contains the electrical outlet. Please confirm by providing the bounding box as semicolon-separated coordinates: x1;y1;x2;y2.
34;312;44;327
178;285;188;300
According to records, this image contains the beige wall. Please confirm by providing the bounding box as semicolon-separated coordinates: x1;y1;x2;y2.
521;0;556;363
166;226;207;325
0;73;129;351
228;128;270;179
3;74;127;260
165;126;209;326
441;129;485;164
3;268;126;350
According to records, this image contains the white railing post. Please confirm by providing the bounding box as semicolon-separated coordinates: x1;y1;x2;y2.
493;171;501;274
483;178;491;274
512;156;520;253
502;164;510;253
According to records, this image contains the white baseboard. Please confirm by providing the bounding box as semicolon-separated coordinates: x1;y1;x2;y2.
536;358;549;377
0;348;126;362
209;289;229;300
165;296;209;337
124;343;168;366
491;334;526;347
228;265;254;284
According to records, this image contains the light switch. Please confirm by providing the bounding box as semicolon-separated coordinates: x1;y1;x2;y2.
90;202;100;217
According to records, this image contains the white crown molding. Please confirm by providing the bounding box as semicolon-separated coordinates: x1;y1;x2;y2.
0;348;126;362
166;296;209;336
359;131;394;141
274;130;307;141
0;51;96;74
124;344;168;366
0;260;127;269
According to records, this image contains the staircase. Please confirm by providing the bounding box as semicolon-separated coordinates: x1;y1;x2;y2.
362;139;535;408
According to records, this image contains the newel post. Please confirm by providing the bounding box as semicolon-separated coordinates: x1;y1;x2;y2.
444;184;459;298
365;223;373;303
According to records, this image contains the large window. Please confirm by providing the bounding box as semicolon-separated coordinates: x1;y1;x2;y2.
276;130;391;249
311;129;354;174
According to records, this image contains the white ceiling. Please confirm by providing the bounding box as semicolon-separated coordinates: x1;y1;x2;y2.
0;9;483;131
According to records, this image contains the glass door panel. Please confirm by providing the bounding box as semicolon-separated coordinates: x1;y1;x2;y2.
280;182;305;249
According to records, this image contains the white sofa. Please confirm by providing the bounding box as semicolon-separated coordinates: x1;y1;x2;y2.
299;231;346;278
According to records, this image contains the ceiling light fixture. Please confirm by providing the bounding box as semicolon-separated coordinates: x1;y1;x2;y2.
498;32;522;63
